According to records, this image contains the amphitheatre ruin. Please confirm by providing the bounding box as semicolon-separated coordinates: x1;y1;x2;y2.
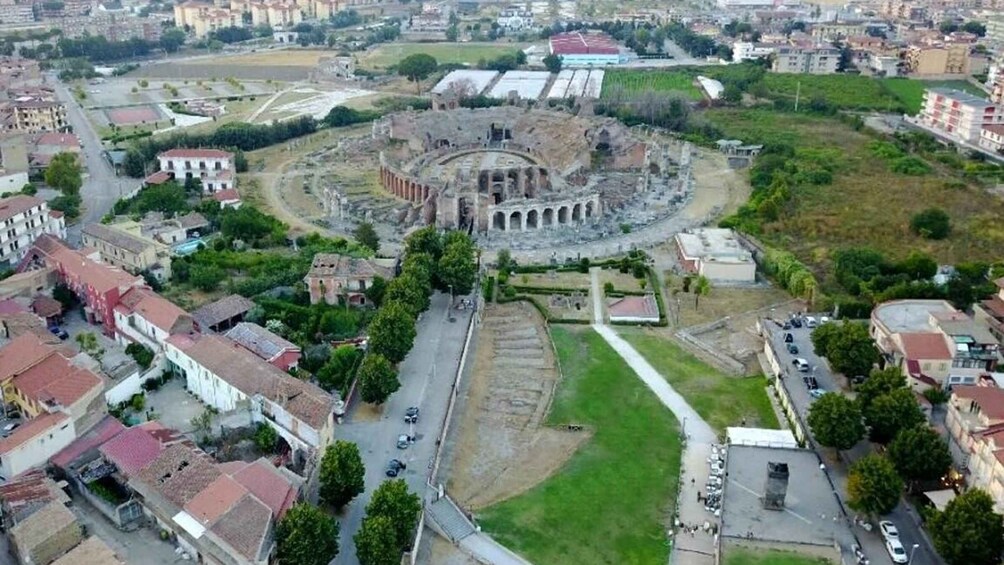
280;100;740;259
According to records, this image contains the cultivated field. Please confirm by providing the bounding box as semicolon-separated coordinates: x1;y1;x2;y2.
358;42;531;69
479;325;681;565
724;547;835;565
601;69;703;100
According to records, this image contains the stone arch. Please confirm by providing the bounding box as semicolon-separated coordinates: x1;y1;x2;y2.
526;209;539;229
558;206;569;224
572;203;582;222
493;211;506;231
543;208;554;227
509;210;522;231
585;201;595;218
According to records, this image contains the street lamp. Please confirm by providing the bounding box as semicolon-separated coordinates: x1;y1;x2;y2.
909;543;919;564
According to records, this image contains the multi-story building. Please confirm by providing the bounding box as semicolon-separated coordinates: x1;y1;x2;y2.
915;88;1004;144
226;322;301;372
771;44;840;74
113;287;194;352
304;253;393;306
975;277;1004;344
497;5;533;31
905;42;971;75
979;124;1004;153
810;22;867;41
81;222;172;282
175;1;244;38
0;195;66;268
165;333;336;458
0;99;68;134
881;0;927;21
732;42;779;62
19;235;145;333
0;2;37;25
249;0;301;28
946;386;1004;510
156;148;235;194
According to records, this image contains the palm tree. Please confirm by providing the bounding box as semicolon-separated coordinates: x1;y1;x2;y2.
693;275;711;310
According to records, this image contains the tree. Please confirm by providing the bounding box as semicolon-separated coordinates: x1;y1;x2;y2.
807;393;864;451
159;28;186;53
189;264;224;292
693;275;711;309
847;454;903;516
809;321;879;377
397;53;437;94
355;515;400;565
52;282;77;309
366;479;422;550
895;250;938;280
887;425;952;485
76;331;104;360
437;236;477;295
275;503;340;565
123;148;147;178
357;354;400;405
354;222;380;253
367;301;417;364
930;489;1004;565
384;272;429;316
962;21;987;37
496;248;514;274
365;276;387;308
542;53;562;73
316;345;361;392
404;225;442;259
856;367;906;412
44;152;82;195
863;388;926;444
254;422;278;452
911;208;951;240
319;440;366;508
722;84;742;104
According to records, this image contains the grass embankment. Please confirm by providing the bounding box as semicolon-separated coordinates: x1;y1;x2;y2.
479;326;681;565
359;42;530;70
705;108;1004;277
725;547;835;565
618;328;779;432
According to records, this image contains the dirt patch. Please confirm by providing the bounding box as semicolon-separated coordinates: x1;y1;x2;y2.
352;401;384;423
425;533;479;565
446;301;588;509
187;50;332;67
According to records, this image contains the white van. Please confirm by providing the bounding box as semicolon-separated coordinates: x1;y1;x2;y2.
793;358;810;372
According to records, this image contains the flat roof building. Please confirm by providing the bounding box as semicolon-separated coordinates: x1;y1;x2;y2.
674;228;756;283
549;32;626;67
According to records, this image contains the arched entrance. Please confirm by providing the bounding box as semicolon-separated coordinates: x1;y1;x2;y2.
543;208;554;227
572;203;582;222
558;206;569;224
509;211;522;231
493;211;506;230
526;209;539;229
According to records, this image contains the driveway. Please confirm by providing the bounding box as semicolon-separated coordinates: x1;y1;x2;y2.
764;320;943;565
49;75;139;242
333;292;475;564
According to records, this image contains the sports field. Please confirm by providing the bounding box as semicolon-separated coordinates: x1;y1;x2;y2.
358;42;531;69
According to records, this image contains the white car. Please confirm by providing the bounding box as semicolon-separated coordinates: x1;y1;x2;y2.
805;316;818;328
879;520;900;541
886;538;908;564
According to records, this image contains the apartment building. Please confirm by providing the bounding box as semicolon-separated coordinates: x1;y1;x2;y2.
156;148;235;194
0;2;36;25
732;42;778;62
915;88;1004;144
497;6;533;31
946;386;1004;511
0;195;66;268
81;222;172;282
905;42;971;75
975;277;1004;344
250;0;302;28
0;99;68;134
810;22;867;41
881;0;927;21
771;44;840;74
175;1;244;38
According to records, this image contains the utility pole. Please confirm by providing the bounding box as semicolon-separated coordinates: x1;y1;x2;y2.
794;81;801;112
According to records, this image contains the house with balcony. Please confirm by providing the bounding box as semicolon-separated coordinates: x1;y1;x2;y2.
156;149;235;194
913;88;1004;145
947;386;1004;511
82;223;172;282
871;299;1000;390
975;277;1004;346
165;333;335;461
113;287;194;353
304;253;393;306
0;195;66;269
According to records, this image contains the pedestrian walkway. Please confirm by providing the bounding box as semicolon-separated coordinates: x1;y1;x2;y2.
588;269;718;565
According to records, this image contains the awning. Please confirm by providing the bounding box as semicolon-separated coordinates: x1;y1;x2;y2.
924;489;957;511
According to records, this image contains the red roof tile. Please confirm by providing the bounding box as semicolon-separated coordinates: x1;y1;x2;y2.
0;299;25;315
34;132;79;148
184;474;248;525
212;188;240;202
954;386;1004;421
229;459;298;518
210;495;271;561
897;332;953;360
29;295;61;319
607;295;659;320
0;195;44;223
99;426;164;477
12;354;103;409
549;31;620;55
0;413;69;455
144;171;173;185
50;415;126;470
0;334;55;381
24;235;143;295
116;287;191;334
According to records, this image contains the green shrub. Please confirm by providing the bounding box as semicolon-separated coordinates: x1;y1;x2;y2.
910;208;951;239
891;156;932;175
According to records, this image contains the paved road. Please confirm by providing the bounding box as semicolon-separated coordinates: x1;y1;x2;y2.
50;75;139;243
334;292;474;564
765;320;943;565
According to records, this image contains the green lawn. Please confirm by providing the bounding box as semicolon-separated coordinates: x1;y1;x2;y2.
358;42;530;69
882;78;988;114
618;328;779;433
602;69;704;100
725;547;834;565
479;326;681;565
756;73;903;112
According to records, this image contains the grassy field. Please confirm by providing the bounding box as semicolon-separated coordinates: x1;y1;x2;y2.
602;69;703;100
618;328;779;432
725;547;834;565
756;73;903;111
181;50;332;67
479;326;681;565
358;42;530;70
882;78;988;114
706;108;1004;270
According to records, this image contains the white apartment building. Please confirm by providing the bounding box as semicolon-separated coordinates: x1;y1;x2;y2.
156;149;234;194
497;6;533;30
733;42;778;62
0;195;66;268
772;45;841;74
916;88;1004;145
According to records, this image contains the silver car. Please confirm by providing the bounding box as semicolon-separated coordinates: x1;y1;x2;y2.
397;434;410;449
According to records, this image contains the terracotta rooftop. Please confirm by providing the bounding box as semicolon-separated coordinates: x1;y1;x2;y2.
191;294;255;330
9;500;77;554
159;148;234;160
306;253;390;280
954;386;1004;421
12;353;103;409
896;332;953;360
169;334;333;430
34;132;79;148
0;195;44;223
51;536;124;565
212;188;240;202
99;425;165;478
984;296;1004;319
210;495;272;562
0;469;70;525
226;322;299;363
183;474;247;525
116;287;191;335
177;212;209;230
134;443;221;508
144;170;173;185
0;333;56;381
50;415;126;470
227;458;299;518
0;412;69;455
29;294;61;319
0;298;26;315
24;235;143;295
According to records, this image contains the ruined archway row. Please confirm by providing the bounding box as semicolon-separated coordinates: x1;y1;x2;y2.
489;197;598;232
380;166;431;203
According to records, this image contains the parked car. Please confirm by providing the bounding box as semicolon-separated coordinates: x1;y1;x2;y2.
790;318;803;328
386;459;406;477
805;316;818;328
396;434;410;449
1;422;19;437
48;326;68;340
851;375;867;386
787;343;799;354
782;322;791;330
803;376;818;389
405;406;420;423
793;358;810;372
879;521;900;541
886;539;908;564
809;388;826;399
784;332;794;343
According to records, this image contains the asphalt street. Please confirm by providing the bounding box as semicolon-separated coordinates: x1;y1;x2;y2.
333;292;474;564
50;76;139;243
766;319;942;565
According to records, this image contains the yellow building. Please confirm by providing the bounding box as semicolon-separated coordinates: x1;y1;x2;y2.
905;43;971;75
81;222;172;282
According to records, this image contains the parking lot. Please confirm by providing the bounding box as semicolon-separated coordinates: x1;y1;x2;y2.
764;316;942;565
